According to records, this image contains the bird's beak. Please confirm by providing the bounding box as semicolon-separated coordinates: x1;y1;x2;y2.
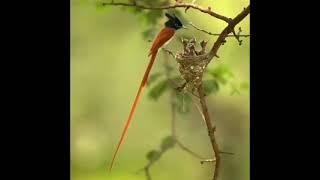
182;25;188;29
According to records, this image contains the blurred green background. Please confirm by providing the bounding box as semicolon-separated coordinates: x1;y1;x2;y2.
71;0;250;180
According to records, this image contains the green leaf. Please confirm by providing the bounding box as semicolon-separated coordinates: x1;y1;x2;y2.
160;136;176;151
144;10;163;26
147;72;164;86
168;76;184;88
176;92;192;114
148;79;169;100
142;27;157;40
146;150;161;162
208;65;234;85
203;79;219;95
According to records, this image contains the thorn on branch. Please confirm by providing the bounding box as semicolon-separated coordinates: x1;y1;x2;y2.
185;7;191;13
232;27;243;45
219;151;235;155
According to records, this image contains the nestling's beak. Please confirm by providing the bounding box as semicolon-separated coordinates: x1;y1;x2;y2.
182;25;188;29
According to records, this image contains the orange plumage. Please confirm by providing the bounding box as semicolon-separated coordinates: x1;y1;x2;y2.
149;28;175;57
108;27;176;172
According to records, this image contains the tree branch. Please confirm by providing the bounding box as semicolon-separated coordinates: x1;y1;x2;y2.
198;82;221;180
101;1;231;23
189;22;250;38
175;139;205;159
110;3;249;179
208;5;250;60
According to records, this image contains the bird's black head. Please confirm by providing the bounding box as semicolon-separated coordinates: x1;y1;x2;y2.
164;13;183;30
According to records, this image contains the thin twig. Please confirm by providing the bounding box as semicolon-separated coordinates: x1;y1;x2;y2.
219;151;235;155
170;91;177;138
101;1;231;23
189;22;250;38
198;82;221;180
208;5;250;60
175;139;204;159
190;92;235;156
191;97;207;126
232;29;243;45
144;166;152;180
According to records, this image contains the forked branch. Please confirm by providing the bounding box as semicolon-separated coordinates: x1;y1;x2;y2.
100;1;231;23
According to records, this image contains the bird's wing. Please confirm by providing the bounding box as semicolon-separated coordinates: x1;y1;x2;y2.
149;28;175;56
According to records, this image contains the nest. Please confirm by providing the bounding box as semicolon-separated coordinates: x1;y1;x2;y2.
175;38;212;91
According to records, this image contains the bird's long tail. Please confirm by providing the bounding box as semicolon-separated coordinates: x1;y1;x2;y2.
108;51;158;172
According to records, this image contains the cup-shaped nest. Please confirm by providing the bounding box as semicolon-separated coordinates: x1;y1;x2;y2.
175;38;210;87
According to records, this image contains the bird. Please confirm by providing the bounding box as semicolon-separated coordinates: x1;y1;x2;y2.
108;13;185;172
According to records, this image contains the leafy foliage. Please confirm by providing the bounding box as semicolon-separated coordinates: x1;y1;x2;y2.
147;64;249;114
203;79;219;95
160;136;175;151
204;65;249;95
145;135;175;164
230;81;250;95
146;150;161;162
147;72;164;86
148;79;169;100
96;0;187;39
207;65;234;85
176;92;192;114
142;28;157;40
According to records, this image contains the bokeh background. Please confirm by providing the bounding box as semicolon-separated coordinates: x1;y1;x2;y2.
71;0;250;180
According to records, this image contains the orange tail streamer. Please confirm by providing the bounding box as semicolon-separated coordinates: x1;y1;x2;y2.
108;51;158;173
